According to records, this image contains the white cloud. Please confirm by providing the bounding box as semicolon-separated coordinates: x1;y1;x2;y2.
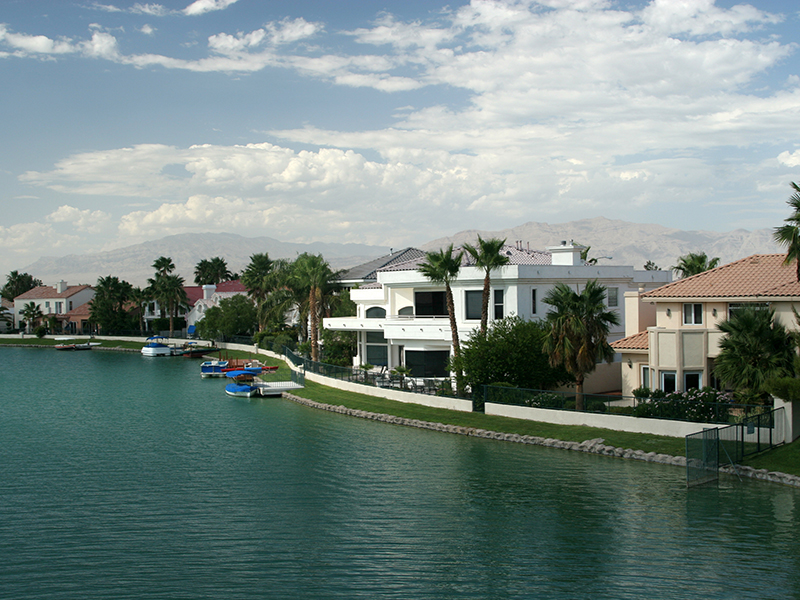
139;24;156;36
183;0;239;17
0;25;75;55
778;150;800;168
47;206;112;233
131;3;169;17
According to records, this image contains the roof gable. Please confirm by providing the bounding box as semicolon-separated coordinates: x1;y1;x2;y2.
15;284;93;301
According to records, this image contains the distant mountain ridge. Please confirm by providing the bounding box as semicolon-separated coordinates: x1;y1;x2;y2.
21;218;780;286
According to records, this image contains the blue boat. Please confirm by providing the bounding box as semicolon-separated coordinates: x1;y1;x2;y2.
200;360;229;378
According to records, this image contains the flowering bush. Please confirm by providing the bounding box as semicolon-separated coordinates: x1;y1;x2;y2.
633;387;734;423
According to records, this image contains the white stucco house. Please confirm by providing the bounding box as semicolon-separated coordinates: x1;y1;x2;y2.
325;242;671;391
13;281;95;331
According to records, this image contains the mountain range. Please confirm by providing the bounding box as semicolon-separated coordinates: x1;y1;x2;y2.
21;217;780;287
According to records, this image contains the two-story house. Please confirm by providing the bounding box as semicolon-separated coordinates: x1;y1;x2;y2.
14;281;95;331
611;254;800;397
325;241;671;390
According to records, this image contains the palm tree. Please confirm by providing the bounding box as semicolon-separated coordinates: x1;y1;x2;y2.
90;276;133;334
129;286;151;335
21;302;44;333
159;274;189;337
152;256;175;278
194;257;233;285
543;280;620;411
241;253;275;330
773;181;800;282
419;244;465;395
671;252;720;279
463;236;509;334
293;253;338;362
714;306;795;404
2;271;42;302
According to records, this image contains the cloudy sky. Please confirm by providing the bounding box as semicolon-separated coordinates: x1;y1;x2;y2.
1;0;799;275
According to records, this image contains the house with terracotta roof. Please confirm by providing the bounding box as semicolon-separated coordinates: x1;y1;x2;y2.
612;254;800;397
13;281;95;331
185;280;249;330
325;241;671;388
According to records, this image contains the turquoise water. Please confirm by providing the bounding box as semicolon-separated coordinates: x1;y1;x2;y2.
1;347;799;599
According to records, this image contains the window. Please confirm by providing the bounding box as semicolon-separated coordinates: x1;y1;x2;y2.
494;290;504;320
641;366;651;389
365;307;386;318
684;371;702;390
45;301;50;309
69;301;73;311
405;350;450;378
607;287;618;308
365;331;385;343
464;291;482;320
365;331;388;366
398;306;414;316
661;371;677;393
415;291;447;316
683;303;703;325
531;289;537;315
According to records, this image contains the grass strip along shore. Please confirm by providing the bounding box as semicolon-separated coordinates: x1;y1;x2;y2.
3;337;798;480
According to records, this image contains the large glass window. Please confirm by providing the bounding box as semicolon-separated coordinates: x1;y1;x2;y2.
661;371;677;393
465;291;482;320
415;291;447;316
641;366;651;389
365;307;386;318
365;330;388;366
405;350;450;378
494;290;504;320
683;303;703;325
684;371;702;390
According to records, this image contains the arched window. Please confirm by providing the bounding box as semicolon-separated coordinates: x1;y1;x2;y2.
398;306;414;316
366;307;386;318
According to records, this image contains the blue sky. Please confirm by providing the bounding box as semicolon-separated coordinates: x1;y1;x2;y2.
2;0;799;275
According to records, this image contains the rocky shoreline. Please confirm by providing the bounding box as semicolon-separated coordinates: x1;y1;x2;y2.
283;392;800;489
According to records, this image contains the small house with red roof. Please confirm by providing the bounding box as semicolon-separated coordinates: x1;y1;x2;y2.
612;254;800;397
185;280;250;331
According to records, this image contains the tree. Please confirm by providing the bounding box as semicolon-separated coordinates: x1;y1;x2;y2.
129;286;151;335
196;294;257;339
643;260;660;271
543;280;620;411
460;316;569;391
292;253;338;362
152;256;175;278
90;276;134;333
714;306;795;404
463;236;509;334
2;271;43;302
419;244;465;395
21;302;44;333
194;257;232;285
773;181;800;282
159;274;189;337
671;252;720;279
241;253;275;330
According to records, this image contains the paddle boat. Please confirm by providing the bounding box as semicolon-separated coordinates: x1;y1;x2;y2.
55;337;100;351
180;342;214;358
141;336;177;357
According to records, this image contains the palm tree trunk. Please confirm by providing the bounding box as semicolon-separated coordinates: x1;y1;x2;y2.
576;376;585;412
445;284;464;396
481;271;490;334
309;286;319;362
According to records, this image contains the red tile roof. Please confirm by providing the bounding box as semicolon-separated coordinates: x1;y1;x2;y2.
184;280;247;306
642;254;800;299
15;284;93;301
610;331;649;350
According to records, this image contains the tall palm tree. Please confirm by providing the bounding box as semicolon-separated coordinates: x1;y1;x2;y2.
671;252;720;279
90;276;133;334
21;302;44;333
293;253;338;362
543;280;620;411
773;181;800;282
463;236;509;334
159;274;189;337
419;244;465;395
194;257;233;285
152;256;175;278
714;306;795;404
241;253;275;330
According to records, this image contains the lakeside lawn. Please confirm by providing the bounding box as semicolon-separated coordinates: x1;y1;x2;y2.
2;339;797;478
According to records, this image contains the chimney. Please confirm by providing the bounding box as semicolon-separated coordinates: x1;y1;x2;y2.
55;281;67;293
547;241;585;266
202;284;216;300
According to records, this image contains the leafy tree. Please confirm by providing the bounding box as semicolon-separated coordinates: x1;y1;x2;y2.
21;301;44;333
195;294;257;339
543;280;620;411
90;276;134;333
147;257;188;336
419;244;465;395
773;181;800;281
714;306;795;404
671;252;720;279
643;260;660;271
463;236;509;334
194;257;233;285
460;316;569;391
2;271;43;301
0;304;12;328
321;328;357;367
241;253;277;331
292;253;339;362
129;286;151;335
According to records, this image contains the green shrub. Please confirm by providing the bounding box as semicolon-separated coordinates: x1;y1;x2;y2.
767;377;800;402
34;325;47;338
633;387;733;423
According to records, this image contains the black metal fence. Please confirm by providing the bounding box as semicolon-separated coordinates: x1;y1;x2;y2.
685;407;785;487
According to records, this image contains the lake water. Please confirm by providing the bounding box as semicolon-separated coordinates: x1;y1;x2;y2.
1;347;799;599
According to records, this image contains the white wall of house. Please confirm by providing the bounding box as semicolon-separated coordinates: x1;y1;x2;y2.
14;285;95;328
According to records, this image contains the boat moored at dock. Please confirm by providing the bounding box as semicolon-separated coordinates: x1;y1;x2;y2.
141;336;178;357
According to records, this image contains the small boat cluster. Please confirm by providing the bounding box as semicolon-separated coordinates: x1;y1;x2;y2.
140;337;215;358
54;337;101;351
198;357;303;398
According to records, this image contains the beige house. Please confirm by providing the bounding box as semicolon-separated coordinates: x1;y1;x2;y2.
612;254;800;397
14;281;95;331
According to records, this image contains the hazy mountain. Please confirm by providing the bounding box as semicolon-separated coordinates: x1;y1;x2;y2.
22;233;391;287
421;217;780;271
21;218;780;287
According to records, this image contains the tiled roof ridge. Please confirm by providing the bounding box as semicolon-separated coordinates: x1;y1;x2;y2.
15;284;93;300
610;330;649;350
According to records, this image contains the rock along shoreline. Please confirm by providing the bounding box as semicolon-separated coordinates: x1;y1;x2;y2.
283;392;800;489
